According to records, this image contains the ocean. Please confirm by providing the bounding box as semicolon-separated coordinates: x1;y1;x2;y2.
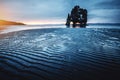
0;24;120;80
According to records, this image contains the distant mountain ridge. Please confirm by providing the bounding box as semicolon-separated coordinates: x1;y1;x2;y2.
0;20;25;25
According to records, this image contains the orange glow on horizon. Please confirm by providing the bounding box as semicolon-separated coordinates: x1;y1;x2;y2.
0;4;13;20
0;4;65;25
23;20;65;25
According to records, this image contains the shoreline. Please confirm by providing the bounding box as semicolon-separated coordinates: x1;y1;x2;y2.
0;25;9;30
0;24;120;34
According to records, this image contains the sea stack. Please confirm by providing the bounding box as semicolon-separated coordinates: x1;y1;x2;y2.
66;5;87;28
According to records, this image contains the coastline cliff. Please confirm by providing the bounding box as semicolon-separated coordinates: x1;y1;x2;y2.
0;20;25;25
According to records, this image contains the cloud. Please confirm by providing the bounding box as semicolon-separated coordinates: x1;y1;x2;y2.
0;0;120;23
94;0;120;9
0;0;69;19
89;9;120;23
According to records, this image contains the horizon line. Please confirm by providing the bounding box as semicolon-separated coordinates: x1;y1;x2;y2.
25;23;120;25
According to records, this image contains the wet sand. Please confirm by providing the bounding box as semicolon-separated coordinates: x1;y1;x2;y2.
0;26;8;30
0;28;120;80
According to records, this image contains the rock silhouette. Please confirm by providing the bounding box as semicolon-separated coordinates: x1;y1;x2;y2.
66;5;87;28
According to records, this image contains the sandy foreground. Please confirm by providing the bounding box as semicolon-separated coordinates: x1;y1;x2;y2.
0;28;120;80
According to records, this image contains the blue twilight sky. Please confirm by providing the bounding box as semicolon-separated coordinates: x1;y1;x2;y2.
0;0;120;24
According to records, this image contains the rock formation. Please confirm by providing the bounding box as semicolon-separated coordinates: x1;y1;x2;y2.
66;5;87;28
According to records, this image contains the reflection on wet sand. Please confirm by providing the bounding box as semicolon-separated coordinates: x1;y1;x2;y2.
0;25;65;34
0;26;8;30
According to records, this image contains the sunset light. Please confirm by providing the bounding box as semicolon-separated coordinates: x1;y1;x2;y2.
23;19;65;25
0;0;120;80
0;4;14;22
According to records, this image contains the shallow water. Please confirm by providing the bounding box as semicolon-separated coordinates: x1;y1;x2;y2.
0;27;120;80
0;24;120;34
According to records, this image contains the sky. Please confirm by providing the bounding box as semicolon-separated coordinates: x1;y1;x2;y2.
0;0;120;24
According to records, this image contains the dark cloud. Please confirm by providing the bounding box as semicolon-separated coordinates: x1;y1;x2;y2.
94;0;120;9
88;0;120;23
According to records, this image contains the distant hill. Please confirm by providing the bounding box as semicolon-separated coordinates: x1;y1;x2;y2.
0;20;25;25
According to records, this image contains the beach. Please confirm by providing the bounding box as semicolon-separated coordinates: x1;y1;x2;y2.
0;25;120;80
